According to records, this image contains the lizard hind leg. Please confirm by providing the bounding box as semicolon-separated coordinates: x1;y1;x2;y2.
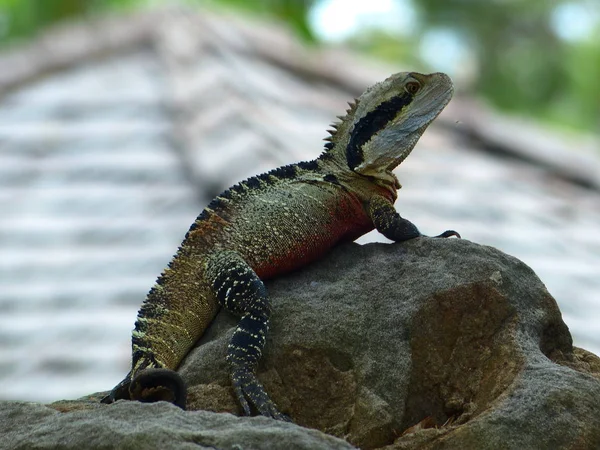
206;250;289;421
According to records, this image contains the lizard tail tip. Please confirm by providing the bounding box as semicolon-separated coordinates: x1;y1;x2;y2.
130;368;187;410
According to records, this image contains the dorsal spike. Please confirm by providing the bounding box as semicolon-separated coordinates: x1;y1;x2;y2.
320;98;360;158
345;99;359;114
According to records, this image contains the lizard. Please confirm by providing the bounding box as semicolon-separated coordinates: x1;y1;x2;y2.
101;71;460;421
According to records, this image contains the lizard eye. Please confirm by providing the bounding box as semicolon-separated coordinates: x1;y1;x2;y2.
405;81;421;95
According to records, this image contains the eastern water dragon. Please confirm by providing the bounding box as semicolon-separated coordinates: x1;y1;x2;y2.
101;71;460;421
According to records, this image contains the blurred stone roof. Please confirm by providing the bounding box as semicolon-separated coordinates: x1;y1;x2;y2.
1;8;599;402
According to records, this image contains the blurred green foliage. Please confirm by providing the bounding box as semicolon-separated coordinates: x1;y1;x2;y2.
0;0;316;43
206;0;315;41
413;0;600;132
0;0;138;42
0;0;597;133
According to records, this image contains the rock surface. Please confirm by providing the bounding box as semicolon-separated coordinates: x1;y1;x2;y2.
2;238;600;449
0;399;353;450
181;238;600;449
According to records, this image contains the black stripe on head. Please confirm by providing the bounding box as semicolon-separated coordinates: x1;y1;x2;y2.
346;91;413;170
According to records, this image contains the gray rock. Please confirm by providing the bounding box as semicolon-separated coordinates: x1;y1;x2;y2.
179;239;600;449
1;239;599;449
0;399;353;450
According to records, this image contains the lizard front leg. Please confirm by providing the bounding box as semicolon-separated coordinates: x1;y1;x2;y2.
205;250;288;421
368;195;460;241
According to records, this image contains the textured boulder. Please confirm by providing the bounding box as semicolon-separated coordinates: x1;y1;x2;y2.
0;398;353;450
180;239;600;449
1;239;599;449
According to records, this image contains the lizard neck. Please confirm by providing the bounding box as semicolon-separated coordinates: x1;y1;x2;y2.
319;155;399;204
367;169;400;202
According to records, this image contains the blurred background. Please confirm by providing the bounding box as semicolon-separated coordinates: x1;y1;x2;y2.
0;0;599;402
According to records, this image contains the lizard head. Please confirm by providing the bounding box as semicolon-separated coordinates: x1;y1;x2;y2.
321;72;453;188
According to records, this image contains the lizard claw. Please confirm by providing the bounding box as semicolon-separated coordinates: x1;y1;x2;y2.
434;230;461;239
233;382;252;416
232;369;289;421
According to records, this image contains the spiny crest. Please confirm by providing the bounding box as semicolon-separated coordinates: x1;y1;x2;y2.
185;160;322;237
321;99;360;153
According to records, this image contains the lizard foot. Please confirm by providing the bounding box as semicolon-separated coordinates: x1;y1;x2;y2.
129;368;187;410
232;369;290;421
101;375;131;404
434;230;461;238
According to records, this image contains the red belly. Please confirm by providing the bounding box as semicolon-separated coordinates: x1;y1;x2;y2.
251;205;374;280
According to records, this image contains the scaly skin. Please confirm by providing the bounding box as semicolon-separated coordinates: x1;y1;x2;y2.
102;71;459;420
